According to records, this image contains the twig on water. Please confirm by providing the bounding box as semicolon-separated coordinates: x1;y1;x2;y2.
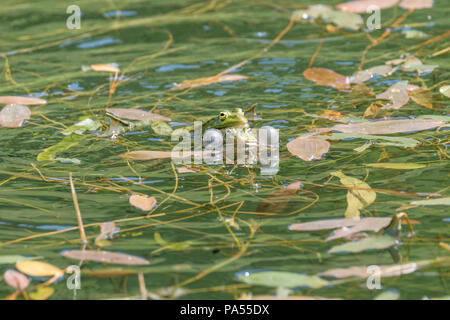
69;172;88;244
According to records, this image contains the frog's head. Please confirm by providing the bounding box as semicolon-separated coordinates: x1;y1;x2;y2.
204;108;248;130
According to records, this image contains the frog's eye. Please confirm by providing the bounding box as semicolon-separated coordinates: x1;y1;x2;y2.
219;112;227;120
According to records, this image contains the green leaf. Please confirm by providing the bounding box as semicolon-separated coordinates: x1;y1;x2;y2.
238;271;329;289
0;255;39;265
61;118;101;136
151;120;173;136
410;197;450;206
328;235;396;254
37;134;86;161
320;133;420;147
365;163;426;169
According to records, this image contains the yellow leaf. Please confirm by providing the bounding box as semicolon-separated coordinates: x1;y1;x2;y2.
366;163;426;170
90;64;120;73
29;287;54;300
332;171;376;220
16;260;64;277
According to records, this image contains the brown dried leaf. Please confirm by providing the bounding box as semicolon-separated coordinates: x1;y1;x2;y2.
337;0;399;13
0;104;31;128
172;74;248;90
0;96;47;105
256;181;302;214
129;195;157;211
409;90;433;109
287;137;330;161
303;68;350;91
62;250;150;265
106;108;171;121
4;269;30;290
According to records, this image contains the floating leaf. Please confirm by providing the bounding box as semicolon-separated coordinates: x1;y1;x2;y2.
409;89;433;109
322;10;364;30
403;29;429;39
320;132;420;147
331;171;376;219
366;162;426;169
120;150;174;160
292;4;333;21
0;96;47;105
410;198;450;206
237;271;329;289
320;261;424;278
16;260;64;277
0;104;31;128
303;68;350;91
326;217;392;241
90;64;120;73
289;219;359;231
61;250;150;265
287;137;330;161
95;222;117;247
439;85;450;98
0;255;39;265
328;235;396;254
399;0;433;9
401;56;437;74
337;0;399;13
327;118;445;135
129;195;157;211
4;269;30;290
172;74;248;90
106;108;170;122
375;289;400;300
29;287;54;300
376;81;409;109
350;65;395;84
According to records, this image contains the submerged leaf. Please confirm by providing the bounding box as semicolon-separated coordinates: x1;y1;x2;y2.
37;134;86;161
328;235;396;254
439;85;450;98
0;104;31;128
321;132;420;147
61;250;150;265
403;29;429;39
129;195;157;211
256;181;302;214
61;118;101;135
237;271;329;289
303;68;350;91
0;255;39;265
151;120;173;136
287;137;330;161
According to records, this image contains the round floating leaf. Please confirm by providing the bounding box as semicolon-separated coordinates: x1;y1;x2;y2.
129;195;157;211
4;269;30;290
287;137;330;161
61;250;150;265
0;104;31;128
